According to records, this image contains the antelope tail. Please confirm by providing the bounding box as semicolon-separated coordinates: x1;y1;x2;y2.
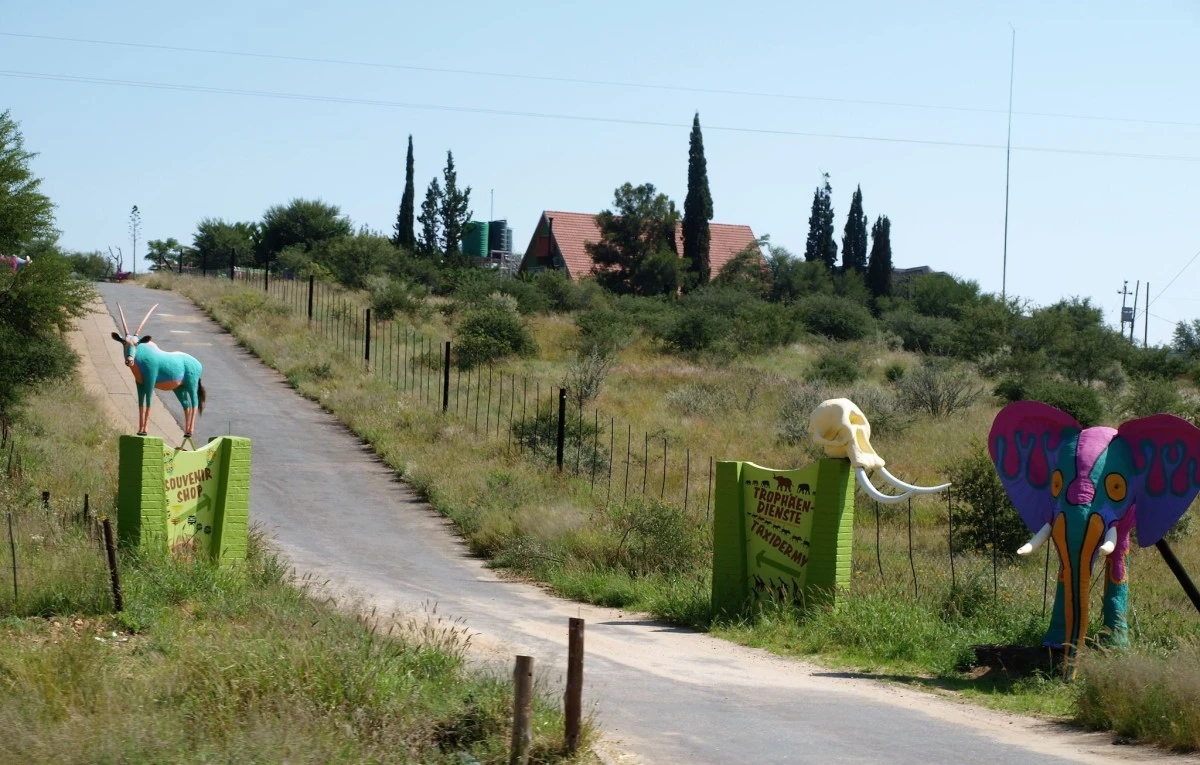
198;380;206;417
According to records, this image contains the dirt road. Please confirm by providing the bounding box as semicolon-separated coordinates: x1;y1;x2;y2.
81;284;1193;764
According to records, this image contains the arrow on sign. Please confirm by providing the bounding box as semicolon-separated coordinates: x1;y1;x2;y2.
756;550;804;580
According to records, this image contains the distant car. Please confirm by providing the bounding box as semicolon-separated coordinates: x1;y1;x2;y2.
112;271;133;282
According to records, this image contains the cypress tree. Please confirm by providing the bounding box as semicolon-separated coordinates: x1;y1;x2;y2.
803;173;837;268
841;185;868;272
392;135;416;249
440;151;471;256
682;112;713;286
417;177;442;258
867;215;893;299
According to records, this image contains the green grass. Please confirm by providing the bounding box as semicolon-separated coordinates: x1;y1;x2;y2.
0;376;590;763
152;273;1200;749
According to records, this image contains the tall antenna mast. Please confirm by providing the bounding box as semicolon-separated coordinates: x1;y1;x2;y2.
1001;26;1016;302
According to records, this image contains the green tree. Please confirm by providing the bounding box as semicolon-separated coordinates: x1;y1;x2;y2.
866;215;893;300
392;135;416;250
682;112;713;287
256;198;352;267
314;229;398;289
0;110;55;253
417;177;442;258
768;246;833;303
714;244;770;298
840;185;868;272
146;237;182;271
587;183;679;296
804;173;837;268
1174;319;1200;362
129;205;141;275
0;244;93;418
439;151;471;256
65;250;114;281
192;218;257;272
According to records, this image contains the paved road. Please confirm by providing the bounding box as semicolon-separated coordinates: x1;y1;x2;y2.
92;284;1187;765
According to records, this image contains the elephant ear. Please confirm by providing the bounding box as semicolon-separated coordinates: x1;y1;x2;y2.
1118;414;1200;547
988;401;1081;533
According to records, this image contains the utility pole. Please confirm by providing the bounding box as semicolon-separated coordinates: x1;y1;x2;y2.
1001;26;1016;302
490;189;494;221
1118;281;1133;339
1129;280;1140;342
1144;282;1151;347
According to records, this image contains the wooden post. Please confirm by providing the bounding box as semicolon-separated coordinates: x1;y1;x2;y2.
102;518;124;612
7;511;17;604
510;655;534;765
565;618;585;752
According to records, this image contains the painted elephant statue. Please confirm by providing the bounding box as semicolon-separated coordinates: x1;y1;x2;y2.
989;401;1200;655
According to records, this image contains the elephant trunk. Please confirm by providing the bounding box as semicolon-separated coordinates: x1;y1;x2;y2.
1051;513;1108;663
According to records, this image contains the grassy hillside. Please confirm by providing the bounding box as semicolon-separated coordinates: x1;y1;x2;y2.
153;271;1200;749
0;373;586;763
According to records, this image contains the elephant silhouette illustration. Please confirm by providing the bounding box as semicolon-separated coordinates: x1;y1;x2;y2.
774;475;793;491
798;483;811;493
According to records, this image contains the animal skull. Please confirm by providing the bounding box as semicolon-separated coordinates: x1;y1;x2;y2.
807;398;950;504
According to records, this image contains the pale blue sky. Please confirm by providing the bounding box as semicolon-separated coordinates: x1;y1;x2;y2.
3;1;1198;343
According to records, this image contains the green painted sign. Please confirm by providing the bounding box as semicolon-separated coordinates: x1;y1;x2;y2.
163;440;222;556
712;458;855;616
118;434;251;567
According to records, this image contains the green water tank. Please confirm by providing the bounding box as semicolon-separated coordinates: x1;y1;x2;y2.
461;221;490;258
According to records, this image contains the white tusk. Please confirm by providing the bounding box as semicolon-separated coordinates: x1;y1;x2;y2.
856;467;913;504
117;303;130;335
878;466;951;495
134;303;159;335
1017;522;1052;555
1098;526;1118;556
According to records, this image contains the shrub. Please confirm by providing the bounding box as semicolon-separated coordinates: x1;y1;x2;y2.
215;290;290;322
561;347;616;409
366;275;427;320
798;295;874;341
665;382;727;416
884;363;906;383
993;377;1026;403
897;359;983;417
728;300;801;353
882;309;957;355
1120;345;1192;381
454;305;537;369
806;348;860;384
668;309;731;353
607;498;704;576
944;439;1028;557
535;269;596;312
1028;380;1105;427
1117;376;1183;420
778;381;912;446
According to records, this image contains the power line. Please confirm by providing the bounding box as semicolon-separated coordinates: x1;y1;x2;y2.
5;68;1200;163
4;30;1199;130
1147;247;1200;310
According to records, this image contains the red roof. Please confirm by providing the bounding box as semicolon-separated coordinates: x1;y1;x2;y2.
523;211;758;281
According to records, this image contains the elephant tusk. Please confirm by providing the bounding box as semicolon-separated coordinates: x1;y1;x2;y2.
855;467;914;505
878;466;951;496
1098;526;1118;556
1017;522;1052;555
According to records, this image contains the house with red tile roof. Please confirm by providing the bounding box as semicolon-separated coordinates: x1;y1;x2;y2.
518;210;759;282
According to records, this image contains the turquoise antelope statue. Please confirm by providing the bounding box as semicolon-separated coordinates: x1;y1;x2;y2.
111;303;206;440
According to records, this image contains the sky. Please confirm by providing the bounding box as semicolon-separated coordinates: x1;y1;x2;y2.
3;1;1198;344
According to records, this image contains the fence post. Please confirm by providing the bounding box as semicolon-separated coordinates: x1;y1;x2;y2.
83;493;90;527
510;655;534;765
364;309;371;367
442;341;451;413
307;275;314;322
102;517;123;612
228;247;235;281
565;618;585;753
7;511;17;603
41;491;49;509
556;388;567;471
202;249;207;278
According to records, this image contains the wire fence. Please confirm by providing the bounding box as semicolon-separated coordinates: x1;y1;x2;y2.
180;268;1052;613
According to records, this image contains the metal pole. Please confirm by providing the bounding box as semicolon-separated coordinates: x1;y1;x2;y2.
442;341;451;412
556;388;567;471
1144;282;1151;347
102;517;123;612
307;275;314;322
364;309;371;367
1156;539;1200;616
1130;280;1140;343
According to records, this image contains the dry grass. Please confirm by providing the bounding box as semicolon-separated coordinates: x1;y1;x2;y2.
155;273;1200;747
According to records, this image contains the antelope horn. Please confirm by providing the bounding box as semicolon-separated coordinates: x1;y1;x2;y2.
117;303;130;336
134;303;159;336
878;466;951;495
